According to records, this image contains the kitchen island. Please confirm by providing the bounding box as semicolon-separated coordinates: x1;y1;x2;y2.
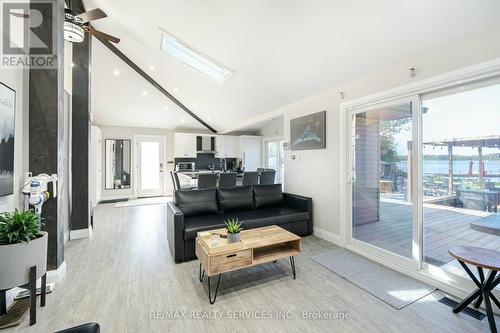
177;170;243;188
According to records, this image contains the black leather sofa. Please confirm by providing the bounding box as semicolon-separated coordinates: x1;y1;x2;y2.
167;184;313;262
55;323;100;333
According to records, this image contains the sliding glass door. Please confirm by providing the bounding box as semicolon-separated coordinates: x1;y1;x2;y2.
421;80;500;275
347;75;500;291
349;97;421;267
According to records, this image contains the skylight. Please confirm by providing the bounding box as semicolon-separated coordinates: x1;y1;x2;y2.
160;30;234;83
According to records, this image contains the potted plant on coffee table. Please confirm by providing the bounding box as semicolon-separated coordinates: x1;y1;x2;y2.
225;218;243;243
0;209;48;325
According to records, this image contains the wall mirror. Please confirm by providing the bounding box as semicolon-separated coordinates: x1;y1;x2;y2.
105;139;131;189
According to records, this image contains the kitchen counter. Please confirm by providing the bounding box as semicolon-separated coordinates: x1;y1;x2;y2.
178;170;243;179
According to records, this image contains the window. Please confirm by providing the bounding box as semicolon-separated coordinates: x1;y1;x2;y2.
160;30;234;82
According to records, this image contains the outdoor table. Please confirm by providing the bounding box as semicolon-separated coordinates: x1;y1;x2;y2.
449;246;500;333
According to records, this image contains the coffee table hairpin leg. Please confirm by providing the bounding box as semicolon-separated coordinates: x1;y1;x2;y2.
208;274;222;305
199;264;222;304
199;257;296;304
199;264;205;283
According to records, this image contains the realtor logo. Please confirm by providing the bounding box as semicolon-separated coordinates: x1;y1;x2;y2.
1;0;57;68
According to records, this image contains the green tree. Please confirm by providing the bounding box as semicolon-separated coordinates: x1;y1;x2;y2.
379;119;410;163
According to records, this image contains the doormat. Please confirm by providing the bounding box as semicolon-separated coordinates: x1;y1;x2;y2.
311;248;436;309
100;198;129;204
114;196;172;208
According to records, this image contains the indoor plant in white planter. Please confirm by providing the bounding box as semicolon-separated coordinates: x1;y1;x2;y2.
225;218;243;243
0;209;47;296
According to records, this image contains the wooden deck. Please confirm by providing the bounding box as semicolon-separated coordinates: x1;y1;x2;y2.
354;199;500;265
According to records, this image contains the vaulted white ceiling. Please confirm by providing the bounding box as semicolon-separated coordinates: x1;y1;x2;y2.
83;0;500;133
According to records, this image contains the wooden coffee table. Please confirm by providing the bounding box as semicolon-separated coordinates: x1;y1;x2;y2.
195;225;301;304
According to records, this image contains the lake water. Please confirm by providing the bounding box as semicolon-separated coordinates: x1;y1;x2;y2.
396;160;500;176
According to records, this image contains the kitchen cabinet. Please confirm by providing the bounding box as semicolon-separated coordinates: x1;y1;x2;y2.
240;136;262;171
174;133;197;158
216;135;240;158
174;133;261;165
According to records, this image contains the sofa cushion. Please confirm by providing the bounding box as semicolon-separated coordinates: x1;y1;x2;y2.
217;186;254;212
275;207;309;223
256;206;309;224
184;214;228;240
174;188;218;217
184;211;271;240
253;184;284;208
183;207;309;240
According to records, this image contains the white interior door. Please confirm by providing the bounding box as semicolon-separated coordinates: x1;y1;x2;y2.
137;136;165;197
265;139;284;183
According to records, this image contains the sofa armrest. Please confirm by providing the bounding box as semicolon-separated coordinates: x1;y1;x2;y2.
167;202;185;262
283;193;313;235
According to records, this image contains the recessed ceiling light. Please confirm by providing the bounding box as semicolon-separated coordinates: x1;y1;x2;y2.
163;106;168;111
141;91;148;96
192;104;197;108
149;65;155;70
181;118;185;123
174;87;179;92
160;29;234;83
207;117;211;121
113;69;120;76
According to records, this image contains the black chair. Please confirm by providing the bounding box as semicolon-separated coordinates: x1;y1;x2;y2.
197;173;218;189
260;170;276;185
54;322;100;333
172;171;196;190
242;171;259;186
219;172;237;187
170;171;180;190
257;168;267;172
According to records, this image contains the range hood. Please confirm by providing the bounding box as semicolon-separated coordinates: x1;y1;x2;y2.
196;135;217;153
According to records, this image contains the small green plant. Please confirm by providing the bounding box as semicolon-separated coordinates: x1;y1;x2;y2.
225;218;243;234
0;209;42;245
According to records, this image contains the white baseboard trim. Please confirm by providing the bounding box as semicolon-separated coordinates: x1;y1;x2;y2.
70;228;90;240
313;227;343;247
46;261;66;284
100;194;135;201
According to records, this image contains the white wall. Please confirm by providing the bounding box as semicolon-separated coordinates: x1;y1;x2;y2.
0;68;28;213
260;116;284;139
267;26;500;240
97;125;175;199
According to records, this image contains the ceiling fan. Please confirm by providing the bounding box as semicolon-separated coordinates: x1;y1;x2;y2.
64;8;120;44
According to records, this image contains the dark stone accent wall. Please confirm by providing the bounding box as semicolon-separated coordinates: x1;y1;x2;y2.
28;0;66;270
70;0;91;231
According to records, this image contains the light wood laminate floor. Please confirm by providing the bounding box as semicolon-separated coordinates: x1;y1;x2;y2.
5;203;499;332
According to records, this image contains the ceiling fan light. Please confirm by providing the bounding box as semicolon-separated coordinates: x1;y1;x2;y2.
64;21;84;43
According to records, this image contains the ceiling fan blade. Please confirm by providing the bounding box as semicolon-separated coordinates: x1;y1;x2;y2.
84;26;120;44
74;8;107;23
10;11;29;19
